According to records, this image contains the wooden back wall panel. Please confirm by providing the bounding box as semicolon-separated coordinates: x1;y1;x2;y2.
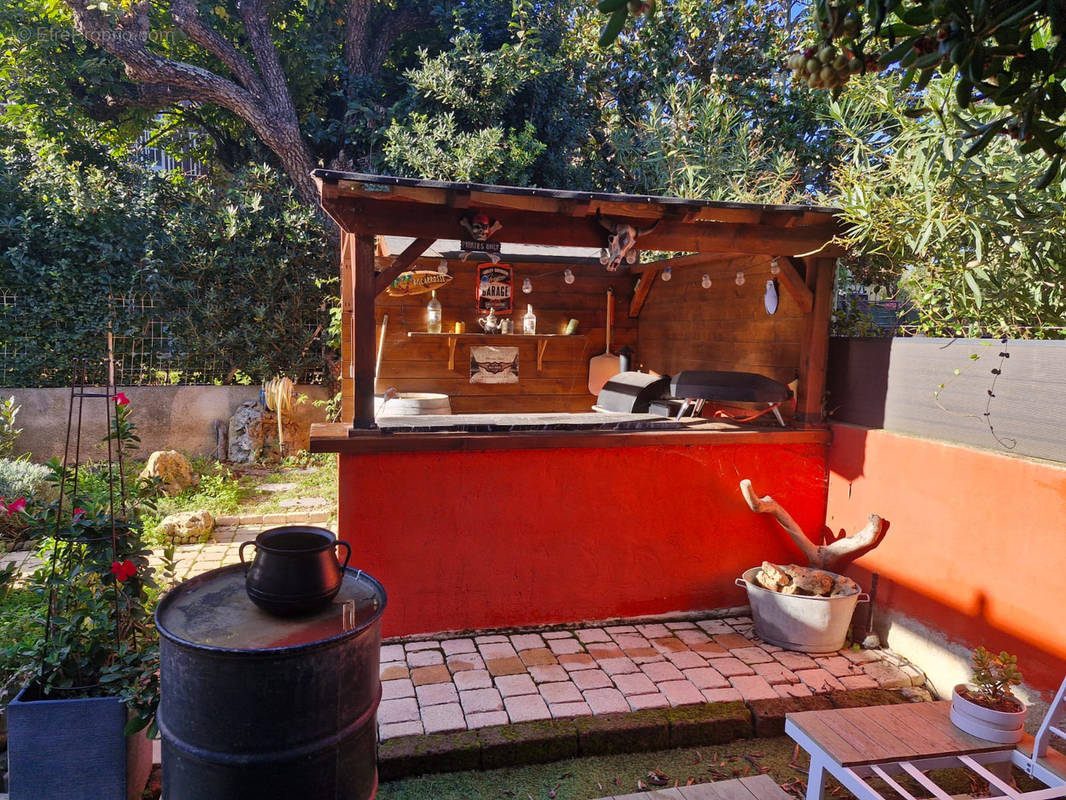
635;255;805;385
343;259;636;417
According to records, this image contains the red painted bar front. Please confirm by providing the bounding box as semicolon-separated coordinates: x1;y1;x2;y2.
334;436;828;637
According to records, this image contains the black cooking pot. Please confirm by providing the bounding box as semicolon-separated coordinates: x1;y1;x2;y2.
239;526;352;616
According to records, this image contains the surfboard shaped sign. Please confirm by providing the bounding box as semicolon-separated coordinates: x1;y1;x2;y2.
476;264;513;315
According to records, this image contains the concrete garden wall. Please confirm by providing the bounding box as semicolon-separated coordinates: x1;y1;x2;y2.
8;385;331;462
826;422;1065;721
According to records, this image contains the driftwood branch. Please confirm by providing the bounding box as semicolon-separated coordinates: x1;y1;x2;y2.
740;478;887;572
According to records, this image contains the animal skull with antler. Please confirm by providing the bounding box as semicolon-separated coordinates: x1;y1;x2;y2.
597;212;660;271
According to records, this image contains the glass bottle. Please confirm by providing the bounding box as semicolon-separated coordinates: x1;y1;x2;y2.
426;290;442;334
522;304;536;335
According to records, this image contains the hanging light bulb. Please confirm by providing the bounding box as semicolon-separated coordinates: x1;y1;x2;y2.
522;277;533;294
563;268;575;285
769;257;780;276
735;270;746;286
437;259;449;275
661;267;672;282
701;273;712;289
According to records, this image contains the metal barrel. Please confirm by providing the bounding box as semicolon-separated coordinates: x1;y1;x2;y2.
155;563;386;800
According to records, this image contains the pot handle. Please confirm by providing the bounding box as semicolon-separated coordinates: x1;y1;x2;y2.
735;578;747;588
335;540;351;571
238;541;255;569
856;592;871;603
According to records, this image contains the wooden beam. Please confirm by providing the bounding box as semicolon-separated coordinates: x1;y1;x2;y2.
337;202;844;258
796;257;835;423
779;257;814;314
631;251;745;274
628;273;656;318
352;234;377;429
374;237;435;296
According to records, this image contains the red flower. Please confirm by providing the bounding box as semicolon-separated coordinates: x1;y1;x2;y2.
113;392;130;406
110;560;137;582
5;497;26;515
73;507;86;520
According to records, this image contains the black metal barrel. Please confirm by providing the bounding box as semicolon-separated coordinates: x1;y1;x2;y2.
155;563;386;800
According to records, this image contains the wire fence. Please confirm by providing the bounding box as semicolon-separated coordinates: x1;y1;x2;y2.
0;290;328;387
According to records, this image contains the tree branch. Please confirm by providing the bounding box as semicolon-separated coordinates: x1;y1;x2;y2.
366;6;429;76
170;0;265;96
81;81;203;120
64;0;318;205
236;0;293;112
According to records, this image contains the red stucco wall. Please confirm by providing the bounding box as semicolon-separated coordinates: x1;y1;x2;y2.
826;423;1066;696
339;441;828;637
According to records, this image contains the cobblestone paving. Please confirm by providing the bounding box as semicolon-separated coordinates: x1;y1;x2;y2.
377;618;928;742
0;519;929;750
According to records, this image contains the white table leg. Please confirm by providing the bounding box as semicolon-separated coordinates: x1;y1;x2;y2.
807;752;829;800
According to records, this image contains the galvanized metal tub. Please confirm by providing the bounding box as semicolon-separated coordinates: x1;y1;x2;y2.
156;563;386;800
736;567;868;653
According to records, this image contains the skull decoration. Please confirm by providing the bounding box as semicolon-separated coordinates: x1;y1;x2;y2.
597;211;660;272
460;213;501;242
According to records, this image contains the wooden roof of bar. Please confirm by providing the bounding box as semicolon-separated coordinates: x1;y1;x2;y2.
312;170;846;258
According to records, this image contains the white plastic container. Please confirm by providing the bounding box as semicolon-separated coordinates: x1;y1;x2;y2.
736;567;868;654
950;685;1026;743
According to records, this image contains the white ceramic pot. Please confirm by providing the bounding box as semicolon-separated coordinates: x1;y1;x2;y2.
950;684;1026;743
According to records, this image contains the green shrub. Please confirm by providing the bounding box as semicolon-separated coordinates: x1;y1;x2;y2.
0;458;50;502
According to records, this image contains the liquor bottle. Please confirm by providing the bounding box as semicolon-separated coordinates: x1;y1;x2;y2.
522;304;536;335
426;290;442;333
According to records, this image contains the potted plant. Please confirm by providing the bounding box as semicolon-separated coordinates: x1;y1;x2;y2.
4;392;160;800
950;646;1026;743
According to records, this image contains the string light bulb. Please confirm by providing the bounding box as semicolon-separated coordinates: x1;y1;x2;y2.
701;274;712;289
661;267;672;282
769;257;780;276
735;270;746;286
437;259;449;275
563;268;575;285
522;277;533;294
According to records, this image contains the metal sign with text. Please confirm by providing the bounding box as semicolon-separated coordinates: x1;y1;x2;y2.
476;264;513;315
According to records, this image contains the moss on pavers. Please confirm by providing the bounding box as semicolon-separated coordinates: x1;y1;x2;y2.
573;709;670;756
825;688;908;708
666;702;753;747
748;695;832;737
479;719;579;769
378;730;481;781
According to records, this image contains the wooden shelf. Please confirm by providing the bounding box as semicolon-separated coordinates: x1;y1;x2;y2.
407;332;586;372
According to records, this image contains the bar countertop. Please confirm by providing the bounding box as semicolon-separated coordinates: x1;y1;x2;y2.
309;417;831;455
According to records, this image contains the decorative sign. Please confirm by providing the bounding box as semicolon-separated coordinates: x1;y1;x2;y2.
470;346;519;384
461;240;501;255
476;264;513;315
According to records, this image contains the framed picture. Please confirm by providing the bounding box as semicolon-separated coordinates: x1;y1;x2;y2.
476;264;513;315
470;346;519;384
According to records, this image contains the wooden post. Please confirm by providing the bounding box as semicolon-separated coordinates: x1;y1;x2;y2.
351;234;377;429
796;257;835;423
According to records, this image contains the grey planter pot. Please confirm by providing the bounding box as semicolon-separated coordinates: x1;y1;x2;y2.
6;682;150;800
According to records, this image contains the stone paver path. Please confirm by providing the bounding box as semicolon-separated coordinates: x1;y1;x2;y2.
377;616;927;742
0;515;930;753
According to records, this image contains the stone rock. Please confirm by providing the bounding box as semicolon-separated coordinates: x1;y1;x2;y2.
898;686;935;703
227;401;303;463
159;510;215;544
139;450;198;496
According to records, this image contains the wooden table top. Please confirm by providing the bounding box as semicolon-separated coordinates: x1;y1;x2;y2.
786;701;1015;767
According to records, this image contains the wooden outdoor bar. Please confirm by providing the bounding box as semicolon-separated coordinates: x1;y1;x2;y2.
310;172;845;637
